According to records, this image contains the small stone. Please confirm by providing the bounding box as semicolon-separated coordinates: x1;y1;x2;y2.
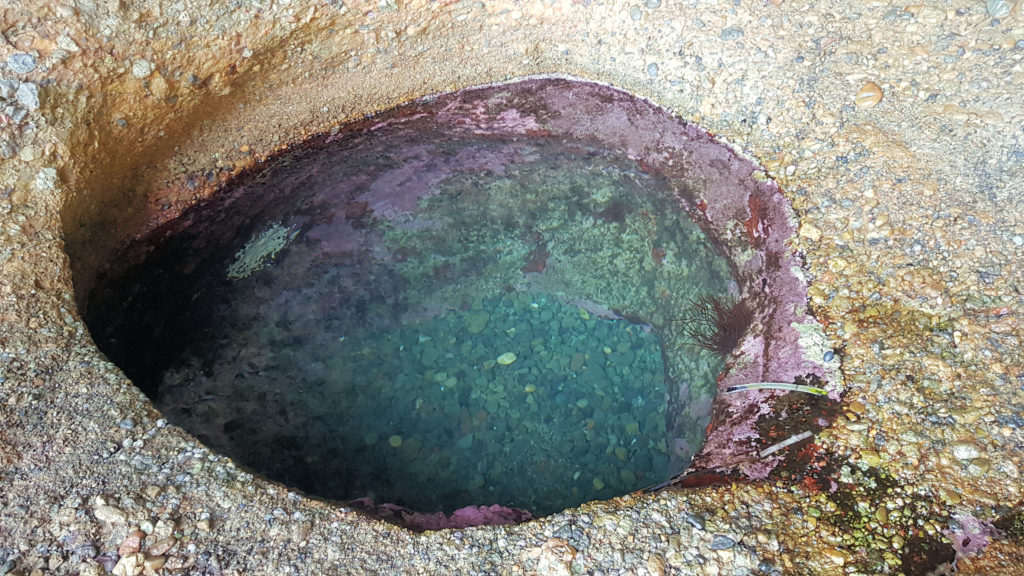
139;518;155;534
592;477;605;490
57;35;80;52
464;311;489;334
148;537;176;556
614;447;628;460
497;352;517;365
132;59;154;79
709;534;736;550
855;81;883;108
986;0;1013;18
969;457;992;474
524;384;536;393
860;449;882;468
143;556;166;572
799;223;822;242
0;78;17;100
149;73;169;99
575;398;588;409
0;139;17;159
629;5;642;21
94;504;127;524
683;511;706;530
196;518;211;531
7;53;37;74
111;554;142;576
388;434;403;447
720;27;744;41
646;62;659;78
645;553;666;576
619;469;636;485
875;506;888;524
951;442;980;460
822;547;848;566
15;82;39;110
118;530;146;556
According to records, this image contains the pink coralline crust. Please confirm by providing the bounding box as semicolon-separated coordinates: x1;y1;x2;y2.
435;96;542;135
350;498;533;532
944;514;997;559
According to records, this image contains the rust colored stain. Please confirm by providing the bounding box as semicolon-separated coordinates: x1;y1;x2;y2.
742;194;765;244
651;246;666;265
521;242;549;273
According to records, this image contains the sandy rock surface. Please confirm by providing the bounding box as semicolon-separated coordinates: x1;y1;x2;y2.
1;0;1022;574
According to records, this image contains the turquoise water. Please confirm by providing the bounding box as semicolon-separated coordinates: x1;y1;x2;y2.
88;133;732;516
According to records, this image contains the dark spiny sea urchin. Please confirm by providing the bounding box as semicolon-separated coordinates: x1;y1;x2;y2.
677;295;753;357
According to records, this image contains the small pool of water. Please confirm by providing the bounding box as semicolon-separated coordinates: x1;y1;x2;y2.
84;81;735;517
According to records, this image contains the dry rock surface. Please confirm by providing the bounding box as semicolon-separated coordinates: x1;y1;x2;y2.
1;0;1023;574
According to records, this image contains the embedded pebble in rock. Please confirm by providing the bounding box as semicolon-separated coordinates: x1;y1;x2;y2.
143;556;167;572
15;82;39;110
854;81;883;108
951;442;981;460
93;505;126;525
683;512;706;531
6;53;37;74
719;27;744;41
986;0;1014;17
709;534;736;550
131;59;154;79
0;79;18;99
464;311;489;334
0;140;16;159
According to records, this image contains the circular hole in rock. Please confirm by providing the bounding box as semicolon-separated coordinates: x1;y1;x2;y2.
77;77;816;529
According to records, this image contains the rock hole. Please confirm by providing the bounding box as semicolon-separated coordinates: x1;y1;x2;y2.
73;78;834;529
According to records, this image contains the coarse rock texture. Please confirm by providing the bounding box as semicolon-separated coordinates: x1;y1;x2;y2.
1;0;1023;575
